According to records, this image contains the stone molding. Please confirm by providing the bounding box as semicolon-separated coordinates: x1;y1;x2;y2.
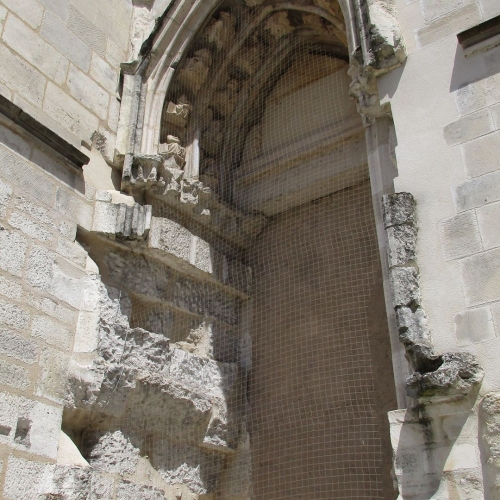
0;94;89;169
382;192;484;402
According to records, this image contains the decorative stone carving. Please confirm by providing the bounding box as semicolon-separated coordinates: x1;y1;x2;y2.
382;193;483;401
164;96;191;127
265;11;294;38
232;45;261;77
177;49;212;94
205;11;236;51
212;79;240;117
159;135;186;169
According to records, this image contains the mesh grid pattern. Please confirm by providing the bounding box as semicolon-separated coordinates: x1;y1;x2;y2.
69;2;397;499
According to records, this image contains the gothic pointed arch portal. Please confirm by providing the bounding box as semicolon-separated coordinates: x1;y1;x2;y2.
114;1;403;498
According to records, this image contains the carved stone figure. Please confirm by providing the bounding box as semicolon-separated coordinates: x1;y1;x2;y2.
205;11;235;51
159;135;186;169
177;49;213;94
164;96;191;127
264;11;294;38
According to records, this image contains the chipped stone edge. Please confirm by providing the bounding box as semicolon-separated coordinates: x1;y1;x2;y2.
382;192;484;402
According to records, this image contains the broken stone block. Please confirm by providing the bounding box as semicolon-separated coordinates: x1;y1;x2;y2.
382;192;416;228
396;306;431;345
86;430;140;476
390;266;421;308
480;392;500;499
386;224;417;266
406;352;484;400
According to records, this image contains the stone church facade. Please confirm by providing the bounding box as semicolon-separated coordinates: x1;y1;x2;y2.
0;0;498;498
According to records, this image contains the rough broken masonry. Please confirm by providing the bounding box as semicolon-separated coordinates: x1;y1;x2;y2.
0;0;499;498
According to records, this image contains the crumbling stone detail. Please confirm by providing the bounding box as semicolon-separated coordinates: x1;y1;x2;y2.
480;392;500;499
382;192;483;401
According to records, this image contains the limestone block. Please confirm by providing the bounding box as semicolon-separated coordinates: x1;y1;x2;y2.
3;456;53;500
67;5;107;57
0;44;45;107
421;0;468;23
74;311;99;353
36;347;70;403
12;195;59;232
481;0;500;20
194;236;212;274
40;10;92;71
56;239;88;268
389;267;421;308
151;440;223;495
115;203;152;239
32;314;73;350
2;14;69;86
43;83;99;144
67;64;110;120
87;430;140;475
455;73;500;116
480;392;500;499
52;259;86;310
0;145;56;205
0;178;12;219
462;130;500;178
439;210;482;261
1;0;43;28
443;108;494;146
0;328;38;364
108;97;121;132
8;211;53;242
386;224;417;266
0;274;22;300
55;187;93;231
443;443;478;471
454;169;500;212
0;358;29;390
396;306;431;345
477;200;500;250
116;481;166;500
0;392;62;459
27;292;78;326
416;3;481;48
455;307;496;346
37;0;69;21
382;192;415;229
0;297;29;331
149;216;192;263
106;37;126;69
39;465;115;499
99;321;170;372
461;248;500;306
90;52;118;95
0;229;28;276
92;200;119;234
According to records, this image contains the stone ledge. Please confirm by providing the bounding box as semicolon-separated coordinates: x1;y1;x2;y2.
0;94;89;170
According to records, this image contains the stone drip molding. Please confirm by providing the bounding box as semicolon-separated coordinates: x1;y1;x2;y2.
382;193;484;402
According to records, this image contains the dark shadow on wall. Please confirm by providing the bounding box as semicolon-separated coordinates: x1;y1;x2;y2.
449;42;500;93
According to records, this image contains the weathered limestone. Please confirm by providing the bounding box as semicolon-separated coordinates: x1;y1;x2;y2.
382;193;483;400
480;393;500;499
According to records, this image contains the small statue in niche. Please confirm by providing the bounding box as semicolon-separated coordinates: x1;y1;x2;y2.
205;11;236;51
159;135;186;170
177;49;213;94
164;95;191;127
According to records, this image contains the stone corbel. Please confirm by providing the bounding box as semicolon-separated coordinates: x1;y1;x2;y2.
348;0;406;125
382;193;483;402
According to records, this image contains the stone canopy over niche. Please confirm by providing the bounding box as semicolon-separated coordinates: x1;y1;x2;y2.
152;0;366;216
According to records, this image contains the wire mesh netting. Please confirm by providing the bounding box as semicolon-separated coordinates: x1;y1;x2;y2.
65;2;398;499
